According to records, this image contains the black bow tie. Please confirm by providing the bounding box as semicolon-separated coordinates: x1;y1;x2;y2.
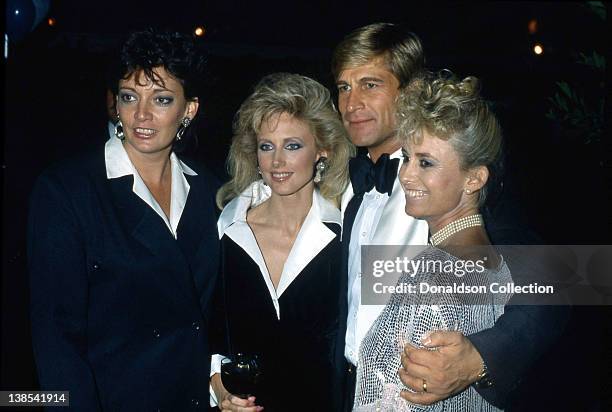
349;153;399;196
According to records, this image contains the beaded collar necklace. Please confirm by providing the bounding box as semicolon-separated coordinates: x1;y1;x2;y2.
429;214;484;246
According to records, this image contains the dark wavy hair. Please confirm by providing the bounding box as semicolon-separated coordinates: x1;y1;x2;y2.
117;28;206;149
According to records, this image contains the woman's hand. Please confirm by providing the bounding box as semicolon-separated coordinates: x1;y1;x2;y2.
220;394;263;412
211;373;263;411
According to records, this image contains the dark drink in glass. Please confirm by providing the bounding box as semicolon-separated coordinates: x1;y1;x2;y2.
220;353;262;399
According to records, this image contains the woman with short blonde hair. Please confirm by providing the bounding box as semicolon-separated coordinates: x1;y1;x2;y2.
354;72;510;412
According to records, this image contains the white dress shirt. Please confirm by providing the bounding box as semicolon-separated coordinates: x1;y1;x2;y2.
210;180;342;405
104;135;197;239
343;149;429;366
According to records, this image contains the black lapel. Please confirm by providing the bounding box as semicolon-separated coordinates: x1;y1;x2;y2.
107;175;170;256
176;174;220;308
106;175;198;303
175;175;206;267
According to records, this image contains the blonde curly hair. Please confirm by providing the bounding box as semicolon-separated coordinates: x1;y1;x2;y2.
216;73;355;209
397;72;504;206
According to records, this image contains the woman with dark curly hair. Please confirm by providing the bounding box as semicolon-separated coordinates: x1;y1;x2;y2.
28;29;219;410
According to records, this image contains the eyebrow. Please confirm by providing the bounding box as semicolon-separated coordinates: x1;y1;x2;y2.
257;136;305;144
336;76;385;85
414;152;437;159
359;76;385;83
152;87;174;93
118;86;175;93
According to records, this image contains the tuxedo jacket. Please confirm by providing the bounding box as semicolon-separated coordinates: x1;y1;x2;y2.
335;174;428;405
340;171;428;245
468;210;570;408
27;147;220;411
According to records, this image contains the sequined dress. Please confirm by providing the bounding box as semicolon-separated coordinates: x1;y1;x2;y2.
353;247;512;412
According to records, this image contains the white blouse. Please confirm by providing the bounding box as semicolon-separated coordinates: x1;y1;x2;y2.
104;135;197;239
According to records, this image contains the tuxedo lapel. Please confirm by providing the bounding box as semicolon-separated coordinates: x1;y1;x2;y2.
340;182;355;241
341;158;429;246
340;182;355;217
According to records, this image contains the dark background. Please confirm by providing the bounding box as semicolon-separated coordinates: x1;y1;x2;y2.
2;1;610;410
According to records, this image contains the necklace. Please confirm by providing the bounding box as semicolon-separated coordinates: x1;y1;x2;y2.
429;214;484;246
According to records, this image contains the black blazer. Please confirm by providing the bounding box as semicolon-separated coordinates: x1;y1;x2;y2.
211;225;342;412
27;147;220;411
468;212;571;408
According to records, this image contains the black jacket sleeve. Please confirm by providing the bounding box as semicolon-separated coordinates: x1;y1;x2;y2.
27;171;102;411
471;210;571;408
467;304;570;408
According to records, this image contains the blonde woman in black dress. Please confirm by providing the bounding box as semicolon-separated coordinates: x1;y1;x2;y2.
210;73;355;412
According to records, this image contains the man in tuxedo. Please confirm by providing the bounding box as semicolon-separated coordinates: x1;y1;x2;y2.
333;22;568;411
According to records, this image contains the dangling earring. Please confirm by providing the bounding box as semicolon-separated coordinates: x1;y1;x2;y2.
114;120;125;140
176;117;192;141
314;157;327;183
257;166;262;176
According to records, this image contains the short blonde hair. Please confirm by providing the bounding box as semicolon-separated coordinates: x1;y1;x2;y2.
216;73;355;209
397;72;503;206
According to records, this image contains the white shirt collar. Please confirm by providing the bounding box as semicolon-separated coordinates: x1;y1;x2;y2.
389;148;402;160
366;148;403;161
218;180;341;236
217;180;341;317
104;135;197;238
